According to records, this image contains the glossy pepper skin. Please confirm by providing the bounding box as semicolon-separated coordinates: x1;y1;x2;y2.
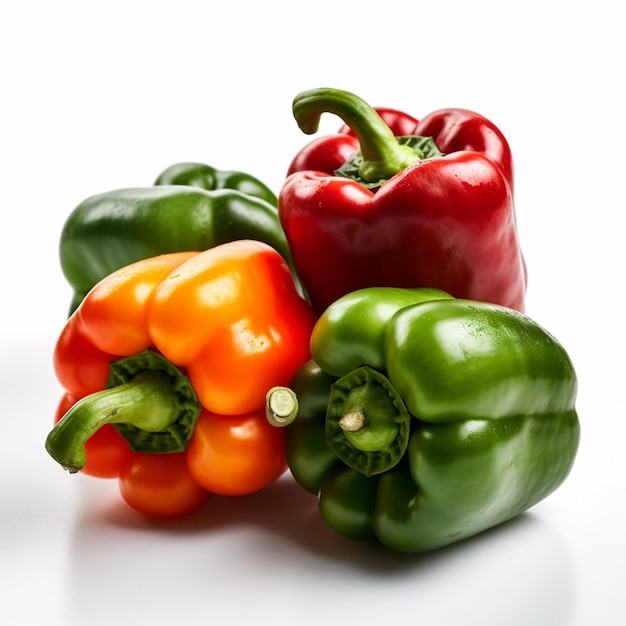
61;167;287;314
46;240;316;516
279;88;526;314
271;287;579;552
154;161;278;206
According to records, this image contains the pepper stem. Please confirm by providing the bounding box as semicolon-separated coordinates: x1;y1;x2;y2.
292;87;423;183
46;349;201;473
265;386;299;427
339;407;365;432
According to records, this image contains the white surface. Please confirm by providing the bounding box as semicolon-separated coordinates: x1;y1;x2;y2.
1;1;624;625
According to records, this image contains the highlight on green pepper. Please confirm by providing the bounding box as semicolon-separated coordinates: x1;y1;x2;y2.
266;287;580;553
154;161;278;206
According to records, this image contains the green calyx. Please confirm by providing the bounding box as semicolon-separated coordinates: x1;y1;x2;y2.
45;349;201;473
335;135;443;189
292;87;441;188
326;366;411;477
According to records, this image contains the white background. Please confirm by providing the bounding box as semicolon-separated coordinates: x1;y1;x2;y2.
1;1;623;624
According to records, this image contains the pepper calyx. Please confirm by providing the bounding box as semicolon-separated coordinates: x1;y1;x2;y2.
45;349;201;473
335;135;444;189
326;366;411;477
107;349;201;453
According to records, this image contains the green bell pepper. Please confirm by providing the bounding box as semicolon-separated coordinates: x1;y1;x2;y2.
268;287;580;552
154;161;277;206
60;168;289;314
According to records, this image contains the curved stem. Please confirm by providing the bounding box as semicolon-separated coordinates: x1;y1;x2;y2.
46;371;184;473
46;349;201;472
292;87;422;183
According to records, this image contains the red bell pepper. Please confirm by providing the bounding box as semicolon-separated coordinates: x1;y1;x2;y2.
279;88;526;314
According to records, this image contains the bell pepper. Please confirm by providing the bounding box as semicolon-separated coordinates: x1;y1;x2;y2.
46;240;316;518
267;287;579;552
61;167;289;314
279;87;526;314
154;161;278;206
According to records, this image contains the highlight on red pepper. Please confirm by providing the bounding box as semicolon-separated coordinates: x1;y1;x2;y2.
279;87;527;314
45;240;317;518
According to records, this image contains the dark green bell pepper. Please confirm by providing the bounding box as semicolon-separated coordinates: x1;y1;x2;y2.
154;161;277;206
60;173;291;314
268;287;580;552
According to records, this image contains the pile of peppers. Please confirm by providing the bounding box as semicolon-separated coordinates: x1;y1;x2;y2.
46;87;579;553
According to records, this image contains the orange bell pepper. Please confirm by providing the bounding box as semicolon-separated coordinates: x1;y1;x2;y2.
46;240;316;517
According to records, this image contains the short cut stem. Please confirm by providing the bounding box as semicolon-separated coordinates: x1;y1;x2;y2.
266;386;299;427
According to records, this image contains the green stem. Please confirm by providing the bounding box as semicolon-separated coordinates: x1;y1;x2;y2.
292;87;422;183
45;349;201;473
